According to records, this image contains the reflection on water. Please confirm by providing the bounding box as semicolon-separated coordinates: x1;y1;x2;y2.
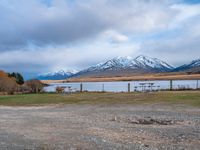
44;80;199;92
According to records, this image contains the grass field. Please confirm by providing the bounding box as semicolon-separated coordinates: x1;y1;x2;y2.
0;91;200;107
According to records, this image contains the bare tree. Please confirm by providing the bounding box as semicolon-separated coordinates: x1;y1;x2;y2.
25;79;44;93
0;77;18;94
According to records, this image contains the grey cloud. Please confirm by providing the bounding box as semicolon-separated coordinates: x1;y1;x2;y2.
0;0;179;51
0;0;200;78
0;0;109;50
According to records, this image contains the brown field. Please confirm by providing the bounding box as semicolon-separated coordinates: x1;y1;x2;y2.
41;73;200;84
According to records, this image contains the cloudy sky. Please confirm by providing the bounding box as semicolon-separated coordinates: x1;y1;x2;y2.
0;0;200;79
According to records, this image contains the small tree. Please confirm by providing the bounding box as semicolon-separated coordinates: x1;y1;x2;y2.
25;79;44;93
0;77;18;94
8;72;24;85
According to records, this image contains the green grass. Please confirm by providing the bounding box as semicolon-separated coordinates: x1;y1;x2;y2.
0;91;200;107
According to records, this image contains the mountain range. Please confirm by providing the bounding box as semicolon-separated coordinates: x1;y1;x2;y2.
37;70;78;80
37;55;200;80
173;59;200;73
73;55;174;78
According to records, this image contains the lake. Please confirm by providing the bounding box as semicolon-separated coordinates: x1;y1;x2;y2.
44;80;200;92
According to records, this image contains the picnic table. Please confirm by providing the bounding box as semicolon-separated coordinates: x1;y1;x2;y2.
137;82;157;92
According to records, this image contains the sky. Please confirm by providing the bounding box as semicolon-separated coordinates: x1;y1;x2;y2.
0;0;200;79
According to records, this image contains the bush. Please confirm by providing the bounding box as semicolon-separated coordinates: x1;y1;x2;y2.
0;77;18;94
25;79;44;93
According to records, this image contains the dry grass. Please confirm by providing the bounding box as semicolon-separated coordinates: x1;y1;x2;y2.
40;80;65;84
0;91;200;107
40;73;200;84
66;73;200;82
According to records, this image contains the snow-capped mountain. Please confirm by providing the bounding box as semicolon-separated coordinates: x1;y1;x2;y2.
74;55;174;77
36;57;200;80
83;55;173;72
37;70;77;80
174;59;200;73
134;55;174;71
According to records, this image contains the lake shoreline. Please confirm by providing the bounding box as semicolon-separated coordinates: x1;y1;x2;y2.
44;80;200;93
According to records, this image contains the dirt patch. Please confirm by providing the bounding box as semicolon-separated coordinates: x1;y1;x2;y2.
0;104;199;150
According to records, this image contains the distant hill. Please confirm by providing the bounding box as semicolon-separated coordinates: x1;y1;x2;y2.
173;59;200;74
37;70;77;80
72;55;174;78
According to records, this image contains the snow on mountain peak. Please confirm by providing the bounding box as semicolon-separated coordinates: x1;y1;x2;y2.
110;56;134;66
37;69;78;80
115;56;133;60
56;70;66;76
81;55;174;73
40;70;71;76
190;59;200;67
135;55;174;69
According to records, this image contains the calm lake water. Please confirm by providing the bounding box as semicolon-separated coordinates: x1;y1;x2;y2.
44;80;200;92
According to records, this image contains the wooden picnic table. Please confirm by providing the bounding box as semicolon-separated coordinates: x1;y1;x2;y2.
139;82;155;92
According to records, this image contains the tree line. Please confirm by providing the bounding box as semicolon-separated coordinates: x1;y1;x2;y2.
0;70;45;95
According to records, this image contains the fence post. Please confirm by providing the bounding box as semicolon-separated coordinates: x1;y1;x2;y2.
128;83;131;93
170;80;173;91
80;83;83;92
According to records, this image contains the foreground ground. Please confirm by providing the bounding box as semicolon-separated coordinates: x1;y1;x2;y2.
0;91;200;150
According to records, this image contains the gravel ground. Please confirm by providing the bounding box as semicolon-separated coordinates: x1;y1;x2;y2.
0;104;199;150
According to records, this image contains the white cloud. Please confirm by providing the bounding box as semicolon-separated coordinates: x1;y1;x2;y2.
170;3;200;28
0;40;140;75
0;0;180;50
102;30;129;43
140;13;200;66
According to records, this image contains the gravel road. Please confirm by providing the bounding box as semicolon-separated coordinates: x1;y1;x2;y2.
0;104;199;150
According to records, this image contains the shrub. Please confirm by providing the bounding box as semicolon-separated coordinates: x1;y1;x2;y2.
25;79;44;93
0;75;18;94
